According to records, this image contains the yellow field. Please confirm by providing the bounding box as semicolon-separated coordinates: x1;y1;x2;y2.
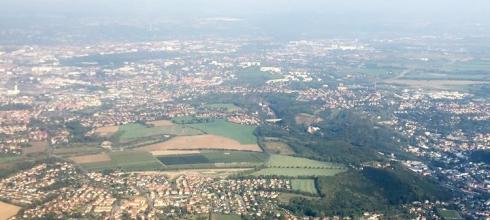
70;153;111;164
139;135;262;152
94;125;120;136
0;201;21;220
147;120;174;126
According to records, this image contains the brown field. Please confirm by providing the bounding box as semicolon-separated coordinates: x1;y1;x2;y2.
384;79;489;89
23;141;48;154
264;141;295;155
138;135;262;152
70;153;111;164
295;113;322;126
0;201;21;220
149;150;200;156
147;120;174;127
95;125;120;136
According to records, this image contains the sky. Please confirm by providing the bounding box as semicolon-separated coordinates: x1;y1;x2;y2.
0;0;489;42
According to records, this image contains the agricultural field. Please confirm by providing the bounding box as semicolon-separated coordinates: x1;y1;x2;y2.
252;168;344;177
22;141;48;154
94;125;119;136
54;145;104;158
149;150;201;156
138;135;262;152
147;120;174;126
291;179;318;194
210;214;242;220
0;201;21;220
263;140;294;155
69;152;111;164
187;119;257;145
251;155;347;177
266;155;344;168
157;151;268;169
113;122;202;143
206;103;241;112
81;151;164;171
0;156;22;164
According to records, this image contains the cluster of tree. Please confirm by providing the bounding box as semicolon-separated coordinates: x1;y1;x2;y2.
65;120;94;143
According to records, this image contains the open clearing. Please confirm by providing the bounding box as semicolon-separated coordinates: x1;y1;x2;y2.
251;155;347;177
266;155;344;168
149;150;201;156
263;140;294;155
114;123;202;143
278;193;319;204
295;113;322;126
147;120;174;126
157;151;268;169
186;119;257;145
211;214;242;220
206;103;241;112
70;152;111;164
81;151;164;171
252;168;344;177
0;201;21;220
54;145;103;157
291;179;318;194
138;135;262;152
23;141;48;154
437;208;464;220
95;125;120;136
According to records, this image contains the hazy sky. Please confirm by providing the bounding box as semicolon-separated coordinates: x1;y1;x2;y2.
1;0;489;42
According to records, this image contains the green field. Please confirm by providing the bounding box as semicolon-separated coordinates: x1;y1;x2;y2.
206;103;241;112
252;168;344;177
114;123;202;143
437;208;464;220
158;151;268;169
81;151;164;171
291;179;318;194
266;155;344;168
187;119;257;144
210;214;242;220
251;155;347;177
0;156;22;163
54;145;104;157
